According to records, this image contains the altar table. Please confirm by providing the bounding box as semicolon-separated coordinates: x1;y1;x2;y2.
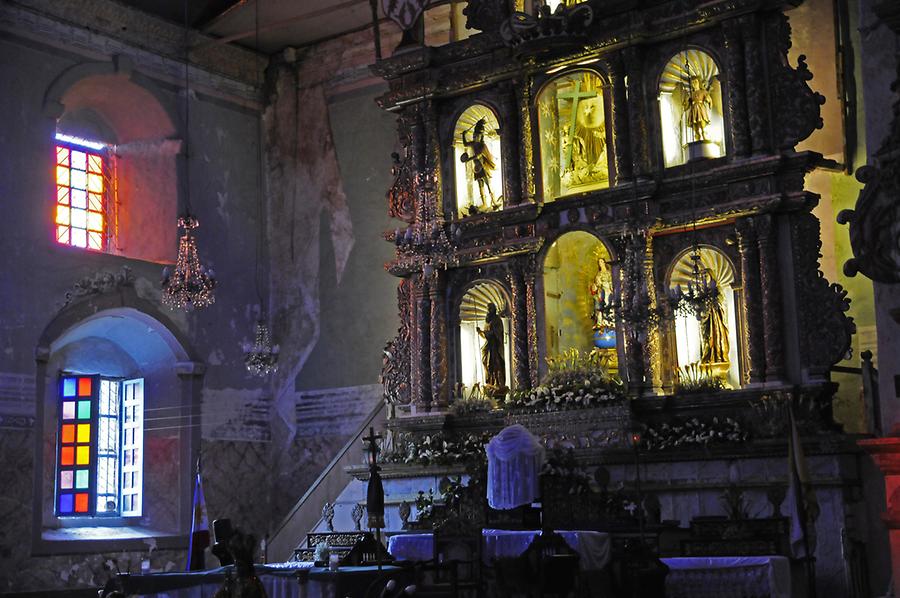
387;528;611;571
120;562;410;598
661;556;791;598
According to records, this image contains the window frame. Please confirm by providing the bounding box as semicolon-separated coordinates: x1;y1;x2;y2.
53;135;110;252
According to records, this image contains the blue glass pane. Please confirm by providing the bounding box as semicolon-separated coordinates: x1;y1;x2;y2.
63;378;76;398
59;493;73;513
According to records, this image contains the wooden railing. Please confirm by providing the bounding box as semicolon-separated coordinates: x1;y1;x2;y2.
266;400;387;562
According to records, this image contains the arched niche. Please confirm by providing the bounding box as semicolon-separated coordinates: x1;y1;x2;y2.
33;290;202;553
48;64;180;263
542;231;616;366
658;49;726;167
667;246;742;389
537;69;612;202
453;104;503;217
458;281;512;394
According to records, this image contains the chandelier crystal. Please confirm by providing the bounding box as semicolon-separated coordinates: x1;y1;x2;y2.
244;321;280;376
162;215;216;310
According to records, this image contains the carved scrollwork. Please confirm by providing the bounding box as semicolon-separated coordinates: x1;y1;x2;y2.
63;266;135;307
463;0;510;34
766;13;825;149
499;4;594;54
383;279;413;406
388;115;416;223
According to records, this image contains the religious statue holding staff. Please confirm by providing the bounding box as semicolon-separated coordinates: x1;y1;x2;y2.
477;302;506;390
700;294;730;366
683;74;713;142
460;118;498;209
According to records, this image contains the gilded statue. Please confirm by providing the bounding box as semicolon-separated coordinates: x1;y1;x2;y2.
700;294;730;365
460;118;498;209
683;75;713;142
477;302;506;390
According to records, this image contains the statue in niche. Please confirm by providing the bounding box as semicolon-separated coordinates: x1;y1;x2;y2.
700;294;730;366
560;73;608;188
683;74;713;142
589;257;613;329
477;302;506;391
460;118;498;209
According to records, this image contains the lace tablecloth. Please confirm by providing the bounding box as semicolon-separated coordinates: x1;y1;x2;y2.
388;529;611;571
661;556;791;598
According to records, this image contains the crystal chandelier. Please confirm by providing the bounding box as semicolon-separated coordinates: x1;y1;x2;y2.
162;215;216;310
244;321;279;376
668;249;718;319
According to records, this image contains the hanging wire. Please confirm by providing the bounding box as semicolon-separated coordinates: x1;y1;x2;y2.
254;0;265;312
183;0;192;216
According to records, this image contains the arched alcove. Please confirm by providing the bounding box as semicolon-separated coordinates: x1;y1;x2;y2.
47;63;180;263
458;281;512;394
542;231;616;366
667;246;742;389
34;294;201;552
658;49;726;167
453;104;503;217
537;69;613;202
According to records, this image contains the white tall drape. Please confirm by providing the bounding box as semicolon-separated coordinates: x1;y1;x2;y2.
486;424;545;509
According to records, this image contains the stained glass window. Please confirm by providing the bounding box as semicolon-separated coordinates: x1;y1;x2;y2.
55;136;106;251
56;375;144;518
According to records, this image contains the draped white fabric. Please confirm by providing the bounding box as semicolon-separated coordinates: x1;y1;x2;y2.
662;556;791;598
486;424;545;509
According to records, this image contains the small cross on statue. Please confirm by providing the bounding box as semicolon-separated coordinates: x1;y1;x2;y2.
557;80;598;173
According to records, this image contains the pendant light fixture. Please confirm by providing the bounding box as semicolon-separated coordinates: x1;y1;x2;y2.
162;0;216;311
243;0;279;376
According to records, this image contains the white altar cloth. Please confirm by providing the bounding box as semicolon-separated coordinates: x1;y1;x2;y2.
661;556;791;598
387;529;611;571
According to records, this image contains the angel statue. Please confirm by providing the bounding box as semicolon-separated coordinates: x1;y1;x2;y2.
683;74;713;142
460;118;498;209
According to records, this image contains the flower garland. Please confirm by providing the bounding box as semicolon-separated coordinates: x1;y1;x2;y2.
383;431;493;467
644;416;748;451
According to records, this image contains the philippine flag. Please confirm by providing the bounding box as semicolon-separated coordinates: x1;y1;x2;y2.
186;468;210;571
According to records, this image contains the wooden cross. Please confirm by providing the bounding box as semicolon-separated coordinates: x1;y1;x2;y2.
557;80;598;173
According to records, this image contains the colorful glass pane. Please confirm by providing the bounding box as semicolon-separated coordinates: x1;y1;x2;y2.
61;424;75;444
60;471;73;490
75;445;90;465
56;206;70;226
76;423;90;443
56;165;69;186
88;232;103;251
54;144;105;251
87;173;103;194
71;150;86;170
70;209;86;229
77;400;90;419
59;493;73;513
70;169;87;191
57;186;70;205
63;378;76;397
71;189;87;209
62;401;75;420
56;147;69;165
71;229;87;247
74;493;89;513
78;377;92;397
60;446;74;466
88;155;102;173
88;193;103;211
87;212;103;232
75;469;89;489
56;226;70;244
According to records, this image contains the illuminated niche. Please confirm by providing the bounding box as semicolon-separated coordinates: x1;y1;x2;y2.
659;49;726;166
459;282;512;393
543;231;616;367
537;70;612;202
453;104;503;217
668;247;742;389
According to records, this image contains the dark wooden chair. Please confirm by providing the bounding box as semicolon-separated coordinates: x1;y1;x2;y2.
494;529;580;598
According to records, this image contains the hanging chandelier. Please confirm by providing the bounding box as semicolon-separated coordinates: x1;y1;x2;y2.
669;249;718;319
244;321;279;376
162;214;216;310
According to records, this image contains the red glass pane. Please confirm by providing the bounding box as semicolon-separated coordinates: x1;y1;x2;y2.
74;493;89;513
60;446;74;466
77;377;91;397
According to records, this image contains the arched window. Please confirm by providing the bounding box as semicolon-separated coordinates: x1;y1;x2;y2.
453;104;503;217
668;247;742;389
658;49;726;167
458;282;511;393
537;70;612;201
542;231;616;366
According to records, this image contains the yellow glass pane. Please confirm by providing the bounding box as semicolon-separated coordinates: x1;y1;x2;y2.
71;170;87;191
75;445;90;465
88;193;103;211
57;186;70;205
56;225;70;244
56;146;69;165
87;173;103;194
71;151;86;171
56;165;70;186
56;206;70;226
71;228;87;248
76;423;90;443
87;211;103;232
71;209;86;229
88;232;103;250
88;154;103;173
